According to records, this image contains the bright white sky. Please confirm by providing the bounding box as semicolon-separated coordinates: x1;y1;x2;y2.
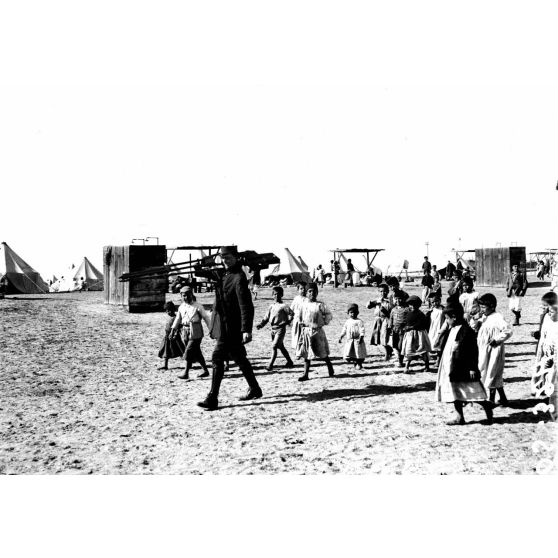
1;1;557;278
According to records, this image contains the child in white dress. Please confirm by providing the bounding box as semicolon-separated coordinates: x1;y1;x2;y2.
532;292;558;399
296;283;335;381
367;284;393;361
427;292;445;367
339;303;367;369
290;282;307;350
458;277;480;322
473;293;513;405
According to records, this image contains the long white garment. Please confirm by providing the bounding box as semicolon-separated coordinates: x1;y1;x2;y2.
477;312;513;389
290;295;307;349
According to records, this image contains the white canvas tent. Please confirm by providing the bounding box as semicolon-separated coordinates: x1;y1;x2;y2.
0;242;49;294
52;258;104;292
268;248;312;283
298;256;309;272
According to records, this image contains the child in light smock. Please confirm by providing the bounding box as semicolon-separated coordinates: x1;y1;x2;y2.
339;303;367;369
472;293;513;405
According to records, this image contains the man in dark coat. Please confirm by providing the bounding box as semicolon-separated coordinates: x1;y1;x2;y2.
197;246;262;410
422;256;432;274
445;260;456;280
506;264;529;326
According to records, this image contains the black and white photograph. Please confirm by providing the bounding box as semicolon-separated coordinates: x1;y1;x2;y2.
1;1;557;556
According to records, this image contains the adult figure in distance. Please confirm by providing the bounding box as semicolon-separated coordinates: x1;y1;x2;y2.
197;246;262;410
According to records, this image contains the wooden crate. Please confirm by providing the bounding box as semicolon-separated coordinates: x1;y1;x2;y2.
474;246;526;287
103;245;168;312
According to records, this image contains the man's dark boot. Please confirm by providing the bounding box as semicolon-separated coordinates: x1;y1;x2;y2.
197;363;223;410
237;359;262;400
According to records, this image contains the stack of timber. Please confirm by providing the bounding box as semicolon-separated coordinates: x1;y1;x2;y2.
103;245;167;312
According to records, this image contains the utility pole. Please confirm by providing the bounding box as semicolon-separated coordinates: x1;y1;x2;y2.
425;241;429;259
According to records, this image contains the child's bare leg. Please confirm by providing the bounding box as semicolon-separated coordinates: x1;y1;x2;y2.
489;388;496;403
423;353;430;372
325;356;334;377
278;345;294;367
355;359;363;370
385;345;393;361
178;358;190;380
157;358;169;370
497;387;509;405
197;353;210;378
298;360;310;381
447;401;465;425
267;349;278;371
404;357;411;372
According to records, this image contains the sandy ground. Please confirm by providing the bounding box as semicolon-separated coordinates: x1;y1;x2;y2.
0;281;556;474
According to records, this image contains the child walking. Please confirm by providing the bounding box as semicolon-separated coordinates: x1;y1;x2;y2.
256;286;295;371
157;301;185;370
388;289;410;367
295;282;335;381
532;292;558;398
473;293;513;405
427;292;445;367
401;295;432;372
458;277;480;322
338;303;367;369
367;283;393;360
290;282;307;351
171;286;212;380
435;302;493;425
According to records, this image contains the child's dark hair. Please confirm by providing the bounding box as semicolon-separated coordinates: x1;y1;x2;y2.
462;277;474;287
378;283;389;292
164;301;176;312
296;281;307;290
478;293;497;308
428;291;442;301
272;286;284;297
347;303;359;316
542;291;558;305
443;302;465;323
406;295;422;309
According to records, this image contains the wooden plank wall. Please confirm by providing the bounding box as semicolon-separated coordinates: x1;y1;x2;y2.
103;245;167;312
475;247;526;287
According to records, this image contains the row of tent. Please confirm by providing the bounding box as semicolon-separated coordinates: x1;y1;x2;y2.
266;248;383;283
0;242;103;295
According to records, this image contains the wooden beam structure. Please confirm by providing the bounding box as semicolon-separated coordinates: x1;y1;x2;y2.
329;248;385;287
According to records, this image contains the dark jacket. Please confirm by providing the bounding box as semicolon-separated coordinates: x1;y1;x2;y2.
506;272;528;297
438;323;481;383
211;263;254;340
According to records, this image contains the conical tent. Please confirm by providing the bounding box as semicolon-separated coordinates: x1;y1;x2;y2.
55;258;104;291
298;256;309;272
0;242;49;294
268;248;312;283
73;257;104;290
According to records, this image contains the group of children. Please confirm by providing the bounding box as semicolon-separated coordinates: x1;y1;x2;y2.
156;275;557;424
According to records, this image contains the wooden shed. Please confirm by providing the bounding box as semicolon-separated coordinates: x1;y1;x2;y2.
474;246;526;287
103;245;167;312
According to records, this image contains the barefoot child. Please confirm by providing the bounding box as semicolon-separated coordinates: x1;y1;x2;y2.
458;277;480;322
296;282;335;381
157;301;185;370
339;303;367;369
256;286;295;371
401;295;432;372
171;286;212;380
367;283;393;361
427;292;445;367
435;302;493;425
473;293;513;405
389;289;410;367
290;282;307;351
532;292;558;398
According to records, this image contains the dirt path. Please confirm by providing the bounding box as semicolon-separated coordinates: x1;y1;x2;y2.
0;284;555;474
